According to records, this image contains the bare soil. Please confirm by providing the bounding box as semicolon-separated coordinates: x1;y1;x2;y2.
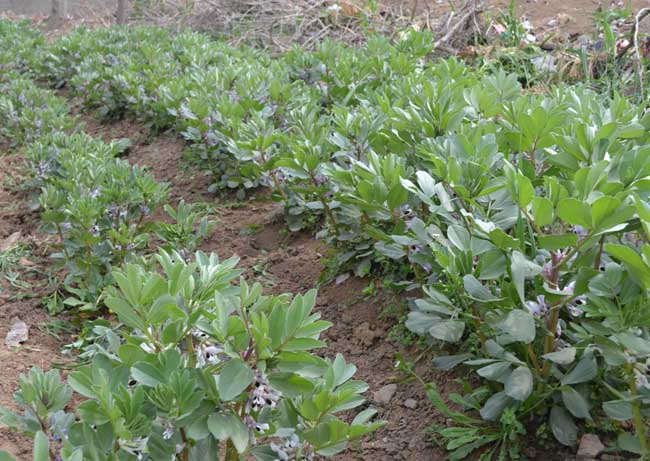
0;153;73;458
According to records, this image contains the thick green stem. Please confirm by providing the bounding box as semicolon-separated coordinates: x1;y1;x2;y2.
541;251;562;377
55;223;71;261
628;365;649;456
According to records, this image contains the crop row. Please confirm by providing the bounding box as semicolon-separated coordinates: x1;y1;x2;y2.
0;22;380;461
2;19;650;458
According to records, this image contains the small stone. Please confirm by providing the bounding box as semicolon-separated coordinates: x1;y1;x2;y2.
5;318;29;347
373;384;397;404
576;434;605;461
403;398;418;409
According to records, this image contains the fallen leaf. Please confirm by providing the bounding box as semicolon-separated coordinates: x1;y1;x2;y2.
5;318;29;347
19;258;35;266
0;232;21;252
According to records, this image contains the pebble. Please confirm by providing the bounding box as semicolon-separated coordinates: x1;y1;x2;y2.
576;434;605;461
373;384;398;404
403;398;418;409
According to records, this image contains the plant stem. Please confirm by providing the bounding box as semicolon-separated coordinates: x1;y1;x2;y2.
180;428;190;461
627;365;649;456
55;223;71;261
594;235;605;270
541;251;562;377
224;439;239;461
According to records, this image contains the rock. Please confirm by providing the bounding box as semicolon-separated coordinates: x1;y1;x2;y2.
576;434;605;461
373;384;397;404
5;318;29;347
403;398;418;409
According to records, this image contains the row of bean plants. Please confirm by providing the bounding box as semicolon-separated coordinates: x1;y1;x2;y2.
0;20;381;461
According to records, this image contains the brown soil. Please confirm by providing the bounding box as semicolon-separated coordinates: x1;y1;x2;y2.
389;0;650;37
0;153;73;458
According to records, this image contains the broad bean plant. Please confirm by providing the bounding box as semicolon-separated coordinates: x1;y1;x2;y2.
3;19;650;458
1;250;383;461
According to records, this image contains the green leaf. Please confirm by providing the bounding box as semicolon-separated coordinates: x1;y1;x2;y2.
500;309;536;344
487;228;519;250
542;347;576;365
537;233;578;251
131;362;164;387
431;353;473;371
557;198;591;228
448;225;471;251
531;197;554;226
561;386;590;419
207;413;250;454
616;332;650;357
0;451;16;461
463;275;501;302
591;196;627;230
104;296;144;331
424;383;481;425
477;362;512;381
517;175;535;208
561;354;597;385
479;391;513;421
603;400;633;421
268;372;315;397
217;358;254;401
605;243;650;289
617;434;643;454
504;366;533;401
33;431;49;461
510;251;542;303
549;406;577;446
429;320;465;343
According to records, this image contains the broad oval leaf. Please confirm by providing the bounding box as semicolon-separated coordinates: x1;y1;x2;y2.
549;406;577;446
429;320;465;343
217;358;254;401
504;366;533;401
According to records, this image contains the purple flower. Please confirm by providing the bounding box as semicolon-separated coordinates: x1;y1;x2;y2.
162;426;174;440
179;103;196;120
246;370;281;414
313;173;329;186
572;225;589;240
525;295;548;317
561;281;576;296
